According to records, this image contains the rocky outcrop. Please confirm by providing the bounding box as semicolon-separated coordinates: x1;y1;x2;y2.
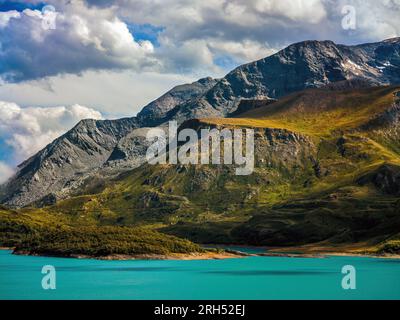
105;127;155;169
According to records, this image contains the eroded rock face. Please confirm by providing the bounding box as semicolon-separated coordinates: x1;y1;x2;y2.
106;127;155;169
0;118;139;208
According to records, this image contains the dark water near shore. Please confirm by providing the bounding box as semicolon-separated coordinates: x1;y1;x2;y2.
1;250;399;300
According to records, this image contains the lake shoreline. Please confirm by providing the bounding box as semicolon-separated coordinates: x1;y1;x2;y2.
3;245;400;260
11;249;244;261
203;243;400;259
262;244;400;259
258;251;400;259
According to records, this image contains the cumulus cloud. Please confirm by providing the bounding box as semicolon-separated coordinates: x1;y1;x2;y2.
0;161;14;184
0;0;399;121
0;70;198;117
253;0;327;23
208;39;277;63
1;0;399;84
0;10;20;28
333;0;400;42
0;101;102;163
83;0;400;74
0;0;158;82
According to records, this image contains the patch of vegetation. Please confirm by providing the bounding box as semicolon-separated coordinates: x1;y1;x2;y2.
0;207;69;247
162;221;240;244
0;208;203;256
376;240;400;254
14;226;204;257
231;185;400;246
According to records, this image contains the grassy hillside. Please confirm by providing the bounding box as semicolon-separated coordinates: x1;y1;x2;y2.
2;84;400;254
0;206;203;256
201;86;400;136
14;226;204;257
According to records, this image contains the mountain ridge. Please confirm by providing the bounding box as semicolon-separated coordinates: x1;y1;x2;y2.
1;37;400;208
163;37;400;123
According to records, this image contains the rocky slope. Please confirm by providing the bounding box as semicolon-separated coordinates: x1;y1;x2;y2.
137;77;218;126
0;118;139;207
1;38;400;208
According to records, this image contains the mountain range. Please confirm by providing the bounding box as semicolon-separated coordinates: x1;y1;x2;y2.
1;37;400;254
2;37;400;208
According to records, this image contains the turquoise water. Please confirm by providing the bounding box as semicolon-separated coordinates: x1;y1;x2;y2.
1;249;399;300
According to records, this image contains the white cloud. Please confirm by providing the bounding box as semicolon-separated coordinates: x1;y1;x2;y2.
253;0;327;23
334;0;400;41
1;0;398;86
113;0;399;56
156;38;220;74
0;161;14;184
0;101;103;164
0;1;159;82
208;39;277;62
0;70;199;118
0;10;21;28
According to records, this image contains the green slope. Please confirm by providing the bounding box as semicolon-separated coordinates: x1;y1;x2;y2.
0;206;204;256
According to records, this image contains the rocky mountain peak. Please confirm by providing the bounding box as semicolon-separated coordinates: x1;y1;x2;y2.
137;76;218;126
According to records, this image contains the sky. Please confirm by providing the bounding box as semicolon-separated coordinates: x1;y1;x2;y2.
0;0;399;182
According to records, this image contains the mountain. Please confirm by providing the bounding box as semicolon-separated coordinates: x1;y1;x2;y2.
2;82;399;252
0;117;139;208
0;78;216;207
166;38;400;122
1;38;400;208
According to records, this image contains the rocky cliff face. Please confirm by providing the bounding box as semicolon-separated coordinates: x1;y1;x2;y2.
2;38;400;207
105;127;154;169
137;77;218;126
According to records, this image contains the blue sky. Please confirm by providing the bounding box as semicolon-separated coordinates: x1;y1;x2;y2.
0;138;13;163
127;23;165;47
0;0;399;181
0;0;46;11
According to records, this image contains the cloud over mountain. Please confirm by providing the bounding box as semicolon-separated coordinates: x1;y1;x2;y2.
0;101;102;165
